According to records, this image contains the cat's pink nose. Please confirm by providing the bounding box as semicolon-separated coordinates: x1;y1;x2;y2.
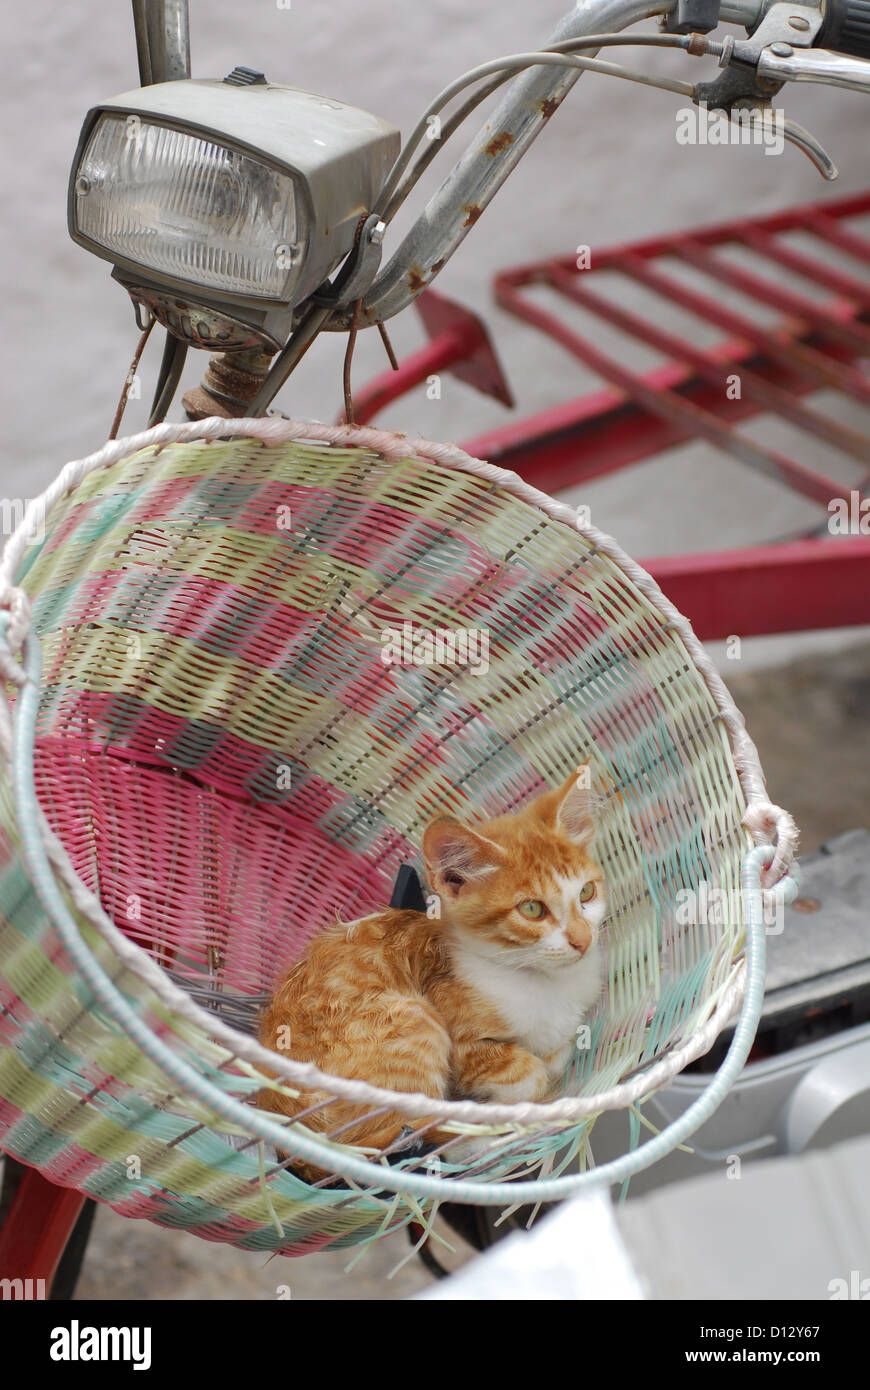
566;925;591;954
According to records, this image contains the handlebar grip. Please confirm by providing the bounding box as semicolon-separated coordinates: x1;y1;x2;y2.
818;0;870;59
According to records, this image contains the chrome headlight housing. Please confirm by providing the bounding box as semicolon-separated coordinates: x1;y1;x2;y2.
69;77;400;350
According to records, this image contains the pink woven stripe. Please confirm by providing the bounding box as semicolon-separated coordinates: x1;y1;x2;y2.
32;476;613;685
35;575;530;738
35;474;475;573
37;573;407;719
34;740;406;986
34;703;412;842
35;496;101;560
74;686;535;830
107;1182;352;1256
26;479;191;569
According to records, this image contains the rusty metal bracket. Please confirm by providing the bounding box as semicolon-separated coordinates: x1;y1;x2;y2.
237;213;389;419
312;214;388;309
337;288;513;425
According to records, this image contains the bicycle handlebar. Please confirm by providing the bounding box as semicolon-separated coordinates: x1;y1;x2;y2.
325;0;869;330
347;0;681;330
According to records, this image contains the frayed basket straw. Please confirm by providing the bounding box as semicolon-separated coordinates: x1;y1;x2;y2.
0;416;798;1257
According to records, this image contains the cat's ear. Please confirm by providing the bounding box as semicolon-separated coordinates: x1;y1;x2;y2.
554;764;596;847
422;817;504;899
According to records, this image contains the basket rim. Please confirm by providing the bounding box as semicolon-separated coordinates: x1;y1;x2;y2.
0;415;797;1137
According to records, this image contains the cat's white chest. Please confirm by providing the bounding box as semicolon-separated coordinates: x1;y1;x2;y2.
454;945;602;1059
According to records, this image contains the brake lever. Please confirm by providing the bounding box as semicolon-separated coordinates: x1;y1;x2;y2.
690;0;842;180
688;77;839;180
778;112;839;178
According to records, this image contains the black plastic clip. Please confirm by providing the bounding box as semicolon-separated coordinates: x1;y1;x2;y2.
389;863;428;913
665;0;721;34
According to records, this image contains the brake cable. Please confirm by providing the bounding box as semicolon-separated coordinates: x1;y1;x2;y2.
376;34;725;221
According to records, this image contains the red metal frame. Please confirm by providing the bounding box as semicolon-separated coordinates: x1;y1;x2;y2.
353;191;870;641
0;1164;86;1297
646;535;870;641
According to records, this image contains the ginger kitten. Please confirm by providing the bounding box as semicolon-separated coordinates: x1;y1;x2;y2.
257;766;605;1170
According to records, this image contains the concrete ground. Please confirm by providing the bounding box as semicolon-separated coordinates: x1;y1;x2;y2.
74;1206;433;1302
71;636;870;1300
717;638;870;856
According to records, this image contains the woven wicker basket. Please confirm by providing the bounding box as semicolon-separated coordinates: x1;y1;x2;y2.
0;417;798;1257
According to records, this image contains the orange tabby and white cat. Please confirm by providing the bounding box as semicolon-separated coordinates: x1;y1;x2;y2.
258;766;605;1166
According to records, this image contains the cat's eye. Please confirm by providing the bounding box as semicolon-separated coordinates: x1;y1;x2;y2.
579;882;596;903
517;899;546;919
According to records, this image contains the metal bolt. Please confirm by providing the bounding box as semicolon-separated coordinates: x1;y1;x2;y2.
788;14;810;28
717;34;735;67
274;243;298;269
370;220;387;246
770;41;794;55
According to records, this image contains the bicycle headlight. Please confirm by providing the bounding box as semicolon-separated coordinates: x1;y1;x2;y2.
69;76;400;350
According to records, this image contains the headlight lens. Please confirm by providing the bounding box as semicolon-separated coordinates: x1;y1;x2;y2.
73;113;304;299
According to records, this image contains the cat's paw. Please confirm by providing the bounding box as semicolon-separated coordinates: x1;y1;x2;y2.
477;1060;551;1105
441;1133;510;1169
543;1041;575;1082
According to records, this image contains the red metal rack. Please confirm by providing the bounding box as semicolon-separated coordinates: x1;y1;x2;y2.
355;191;870;640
